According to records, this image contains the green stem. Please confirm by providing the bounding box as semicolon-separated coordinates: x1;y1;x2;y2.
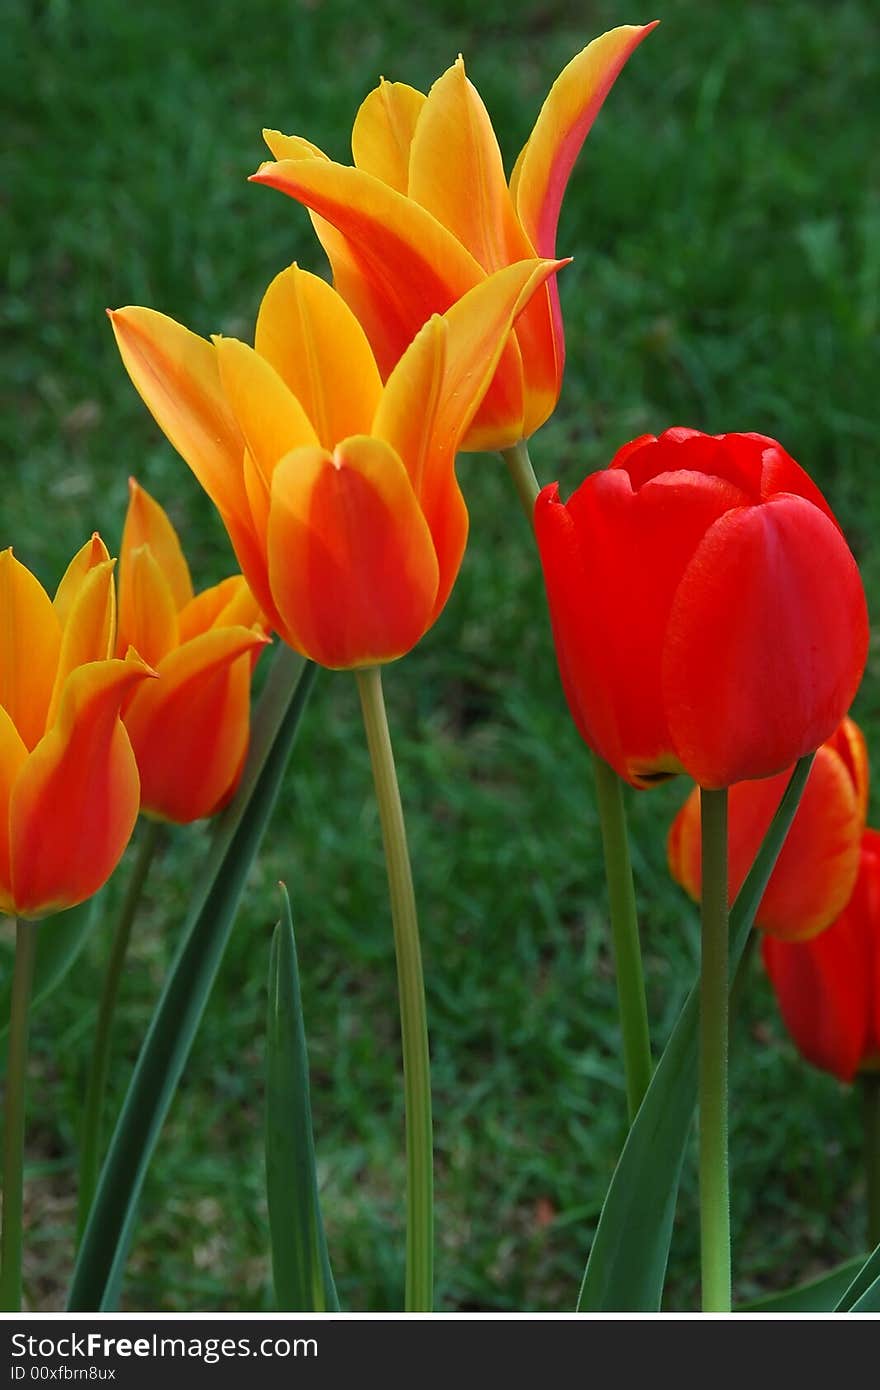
355;666;433;1312
861;1073;880;1251
592;754;652;1120
501;438;541;518
699;787;731;1312
76;819;162;1241
0;919;38;1311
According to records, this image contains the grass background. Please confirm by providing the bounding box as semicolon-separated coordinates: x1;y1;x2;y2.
3;0;880;1310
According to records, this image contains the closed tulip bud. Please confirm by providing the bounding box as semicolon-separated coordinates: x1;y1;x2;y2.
762;829;880;1082
117;479;269;823
535;429;868;790
0;541;155;919
668;718;868;942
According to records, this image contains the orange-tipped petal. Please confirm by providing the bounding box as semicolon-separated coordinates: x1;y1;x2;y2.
249;157;485;377
254;264;382;448
267;436;439;668
0;705;28;914
178;575;263;643
54;534;111;627
826;716;869;824
123;625;267;823
409;57;533;274
108;307;250;532
351;78;426;192
117;544;179;667
9;653;155;918
47;560;117;729
512;24;658;258
0;549;61;752
213;335;320;488
122;479;194;613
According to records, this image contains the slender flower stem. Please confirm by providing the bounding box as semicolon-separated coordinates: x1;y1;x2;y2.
592;754;652;1119
501;439;541;517
861;1073;880;1251
76;819;162;1241
0;919;38;1311
500;437;652;1125
699;786;731;1313
355;666;433;1312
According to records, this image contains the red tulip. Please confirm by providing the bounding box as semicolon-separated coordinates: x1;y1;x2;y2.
534;428;868;789
668;718;868;942
762;829;880;1081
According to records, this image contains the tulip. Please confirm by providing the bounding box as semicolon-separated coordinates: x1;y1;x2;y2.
762;828;880;1082
117;478;268;823
0;540;154;921
668;718;868;942
534;428;868;790
109;257;560;670
249;24;657;451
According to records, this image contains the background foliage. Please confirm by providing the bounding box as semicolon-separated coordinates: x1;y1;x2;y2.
3;0;879;1310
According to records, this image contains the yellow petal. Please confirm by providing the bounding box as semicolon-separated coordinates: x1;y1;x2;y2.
54;534;111;628
122;478;194;612
0;549;62;751
213;335;320;490
0;705;29;914
351;78;426;192
249;157;485;379
108;306;250;531
512;24;658;256
47;560;118;729
254;264;382;448
9;652;155;918
178;574;263;642
408;57;533;273
263;130;330;162
117;544;179;666
267;437;439;668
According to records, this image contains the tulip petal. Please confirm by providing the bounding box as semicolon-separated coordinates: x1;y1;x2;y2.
54;534;111;628
267;436;439;668
178;575;263;643
254;264;382;448
213;336;320;488
0;549;61;752
511;24;658;259
827;717;870;824
0;705;28;914
124;626;267;823
375;257;563;612
47;560;118;729
351;78;426;193
408;58;533;274
763;922;869;1083
10;654;154;918
664;496;869;788
108;307;252;535
122;479;194;613
118;544;179;668
249;156;486;378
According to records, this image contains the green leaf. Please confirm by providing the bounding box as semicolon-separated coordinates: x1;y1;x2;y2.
67;646;317;1311
266;885;338;1311
0;897;101;1064
577;755;814;1312
741;1255;868;1312
834;1239;880;1310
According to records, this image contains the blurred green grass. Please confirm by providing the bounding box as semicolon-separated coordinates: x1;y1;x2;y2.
3;0;879;1310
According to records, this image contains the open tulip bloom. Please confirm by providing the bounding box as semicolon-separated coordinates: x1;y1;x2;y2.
250;24;656;452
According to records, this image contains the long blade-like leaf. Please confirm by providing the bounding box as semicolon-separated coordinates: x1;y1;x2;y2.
0;897;101;1060
67;645;317;1311
741;1255;867;1312
834;1239;880;1310
577;755;814;1311
266;885;338;1311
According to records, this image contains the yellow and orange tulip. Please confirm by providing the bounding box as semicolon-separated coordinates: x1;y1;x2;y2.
117;480;268;824
109;257;560;670
250;23;657;451
0;540;155;919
